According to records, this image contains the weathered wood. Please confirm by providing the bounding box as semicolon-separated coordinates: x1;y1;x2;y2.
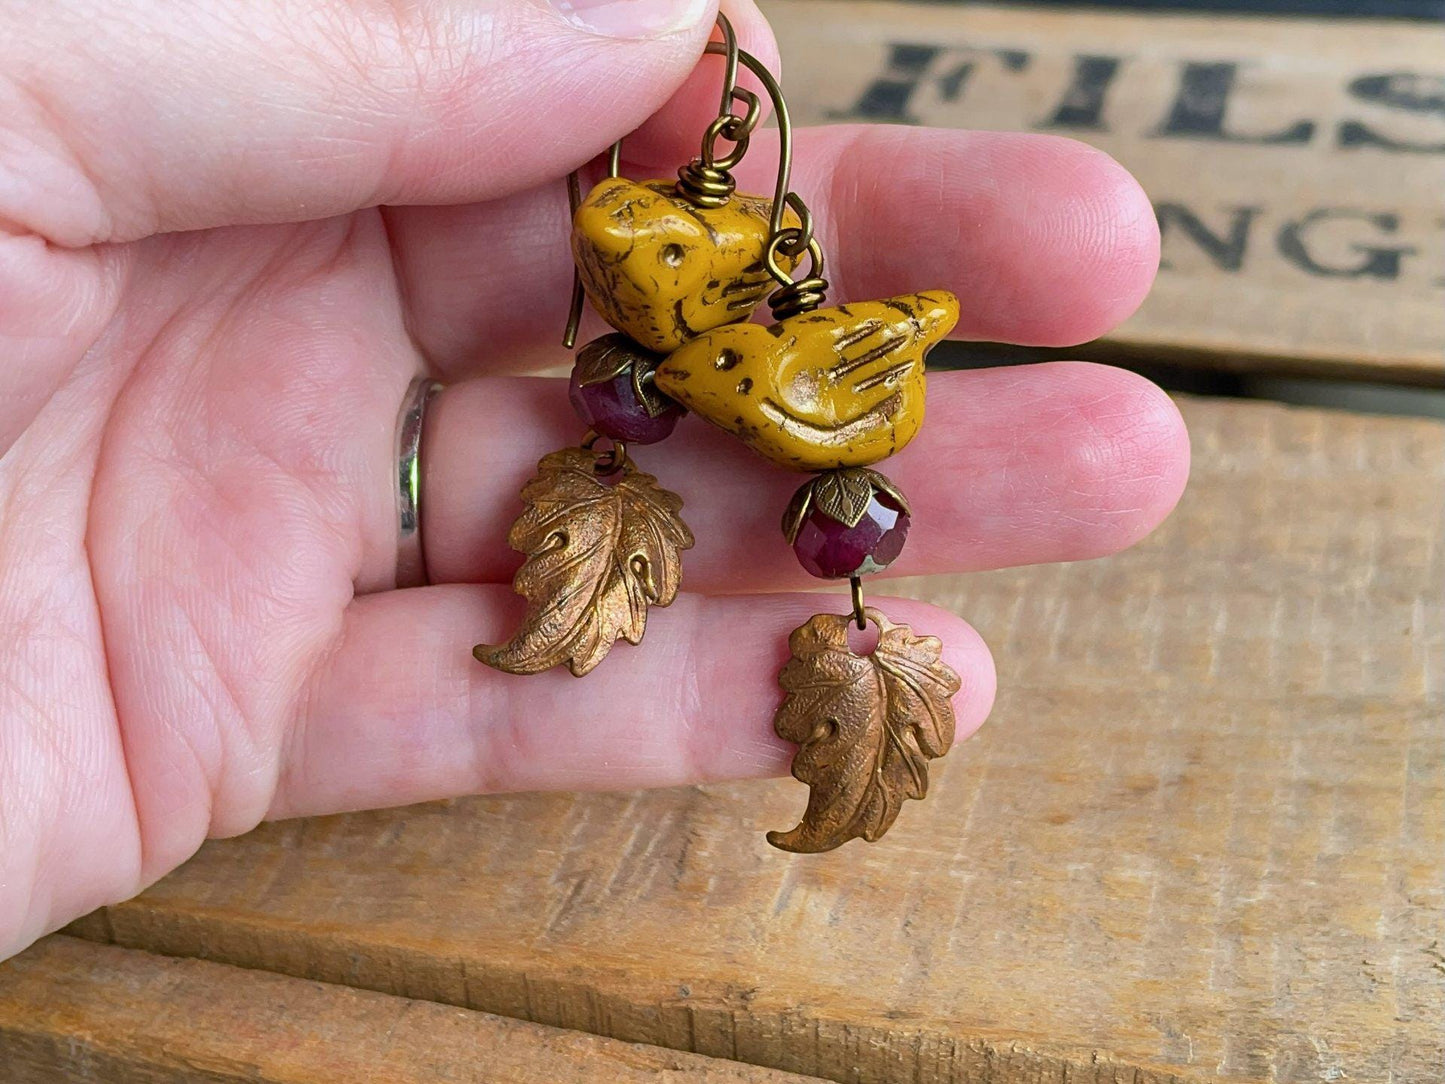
65;397;1445;1083
0;936;824;1083
761;1;1445;385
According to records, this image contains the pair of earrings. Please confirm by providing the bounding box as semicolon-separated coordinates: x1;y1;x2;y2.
475;17;962;852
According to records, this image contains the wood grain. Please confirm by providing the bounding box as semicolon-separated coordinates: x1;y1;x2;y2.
761;1;1445;385
63;397;1445;1083
0;936;824;1083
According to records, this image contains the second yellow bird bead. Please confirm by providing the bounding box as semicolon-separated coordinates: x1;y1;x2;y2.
652;291;960;471
571;177;801;354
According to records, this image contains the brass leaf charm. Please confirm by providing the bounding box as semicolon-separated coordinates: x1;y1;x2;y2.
768;608;960;853
475;448;693;677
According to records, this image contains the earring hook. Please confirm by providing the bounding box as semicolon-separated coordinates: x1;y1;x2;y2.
562;15;803;347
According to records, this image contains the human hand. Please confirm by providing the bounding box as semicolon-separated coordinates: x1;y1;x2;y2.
0;0;1189;960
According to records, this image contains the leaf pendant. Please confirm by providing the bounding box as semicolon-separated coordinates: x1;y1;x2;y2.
474;448;693;677
768;607;961;853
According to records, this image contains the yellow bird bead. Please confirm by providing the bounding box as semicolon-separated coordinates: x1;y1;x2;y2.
571;177;799;354
653;292;960;471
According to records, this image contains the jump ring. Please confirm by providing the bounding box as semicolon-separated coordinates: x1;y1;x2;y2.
581;431;630;476
701;114;750;172
765;231;825;287
850;577;867;631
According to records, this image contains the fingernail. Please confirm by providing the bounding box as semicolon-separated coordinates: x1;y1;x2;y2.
549;0;708;38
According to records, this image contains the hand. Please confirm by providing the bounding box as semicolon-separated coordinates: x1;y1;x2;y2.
0;0;1189;960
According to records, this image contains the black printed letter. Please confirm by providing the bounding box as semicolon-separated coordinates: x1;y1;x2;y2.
1154;63;1313;145
1043;55;1121;131
1278;210;1416;280
1341;73;1445;154
1157;204;1261;272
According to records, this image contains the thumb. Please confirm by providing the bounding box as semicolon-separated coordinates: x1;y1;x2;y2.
1;0;717;246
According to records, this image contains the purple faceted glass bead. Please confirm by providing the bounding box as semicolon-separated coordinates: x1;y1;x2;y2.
792;490;911;579
568;364;683;444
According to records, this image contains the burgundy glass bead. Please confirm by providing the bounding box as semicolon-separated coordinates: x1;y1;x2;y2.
568;366;683;444
792;491;911;579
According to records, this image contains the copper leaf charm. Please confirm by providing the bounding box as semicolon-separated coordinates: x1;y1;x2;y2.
474;448;693;677
767;607;961;852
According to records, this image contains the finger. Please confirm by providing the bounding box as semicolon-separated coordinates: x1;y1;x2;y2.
1;0;722;246
622;0;780;167
271;585;994;818
387;126;1157;373
385;0;780;372
761;125;1160;347
417;363;1188;593
0;235;122;451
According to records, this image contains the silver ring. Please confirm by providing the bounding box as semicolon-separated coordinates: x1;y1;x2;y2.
395;377;443;588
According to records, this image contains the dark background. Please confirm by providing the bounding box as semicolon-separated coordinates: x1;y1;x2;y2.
903;0;1445;18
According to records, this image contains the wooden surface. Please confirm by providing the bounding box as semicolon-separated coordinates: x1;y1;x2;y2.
763;1;1445;385
0;936;824;1083
51;395;1444;1083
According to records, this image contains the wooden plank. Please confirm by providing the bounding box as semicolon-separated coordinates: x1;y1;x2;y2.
760;1;1445;385
65;396;1445;1084
1044;0;1445;15
0;936;823;1083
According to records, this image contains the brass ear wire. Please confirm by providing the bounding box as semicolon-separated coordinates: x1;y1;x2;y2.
674;15;757;207
562;12;819;347
765;193;829;319
564;170;586;350
673;88;760;206
713;10;741;119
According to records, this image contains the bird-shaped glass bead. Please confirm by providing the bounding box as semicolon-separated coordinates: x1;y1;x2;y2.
652;291;959;470
571;177;800;354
